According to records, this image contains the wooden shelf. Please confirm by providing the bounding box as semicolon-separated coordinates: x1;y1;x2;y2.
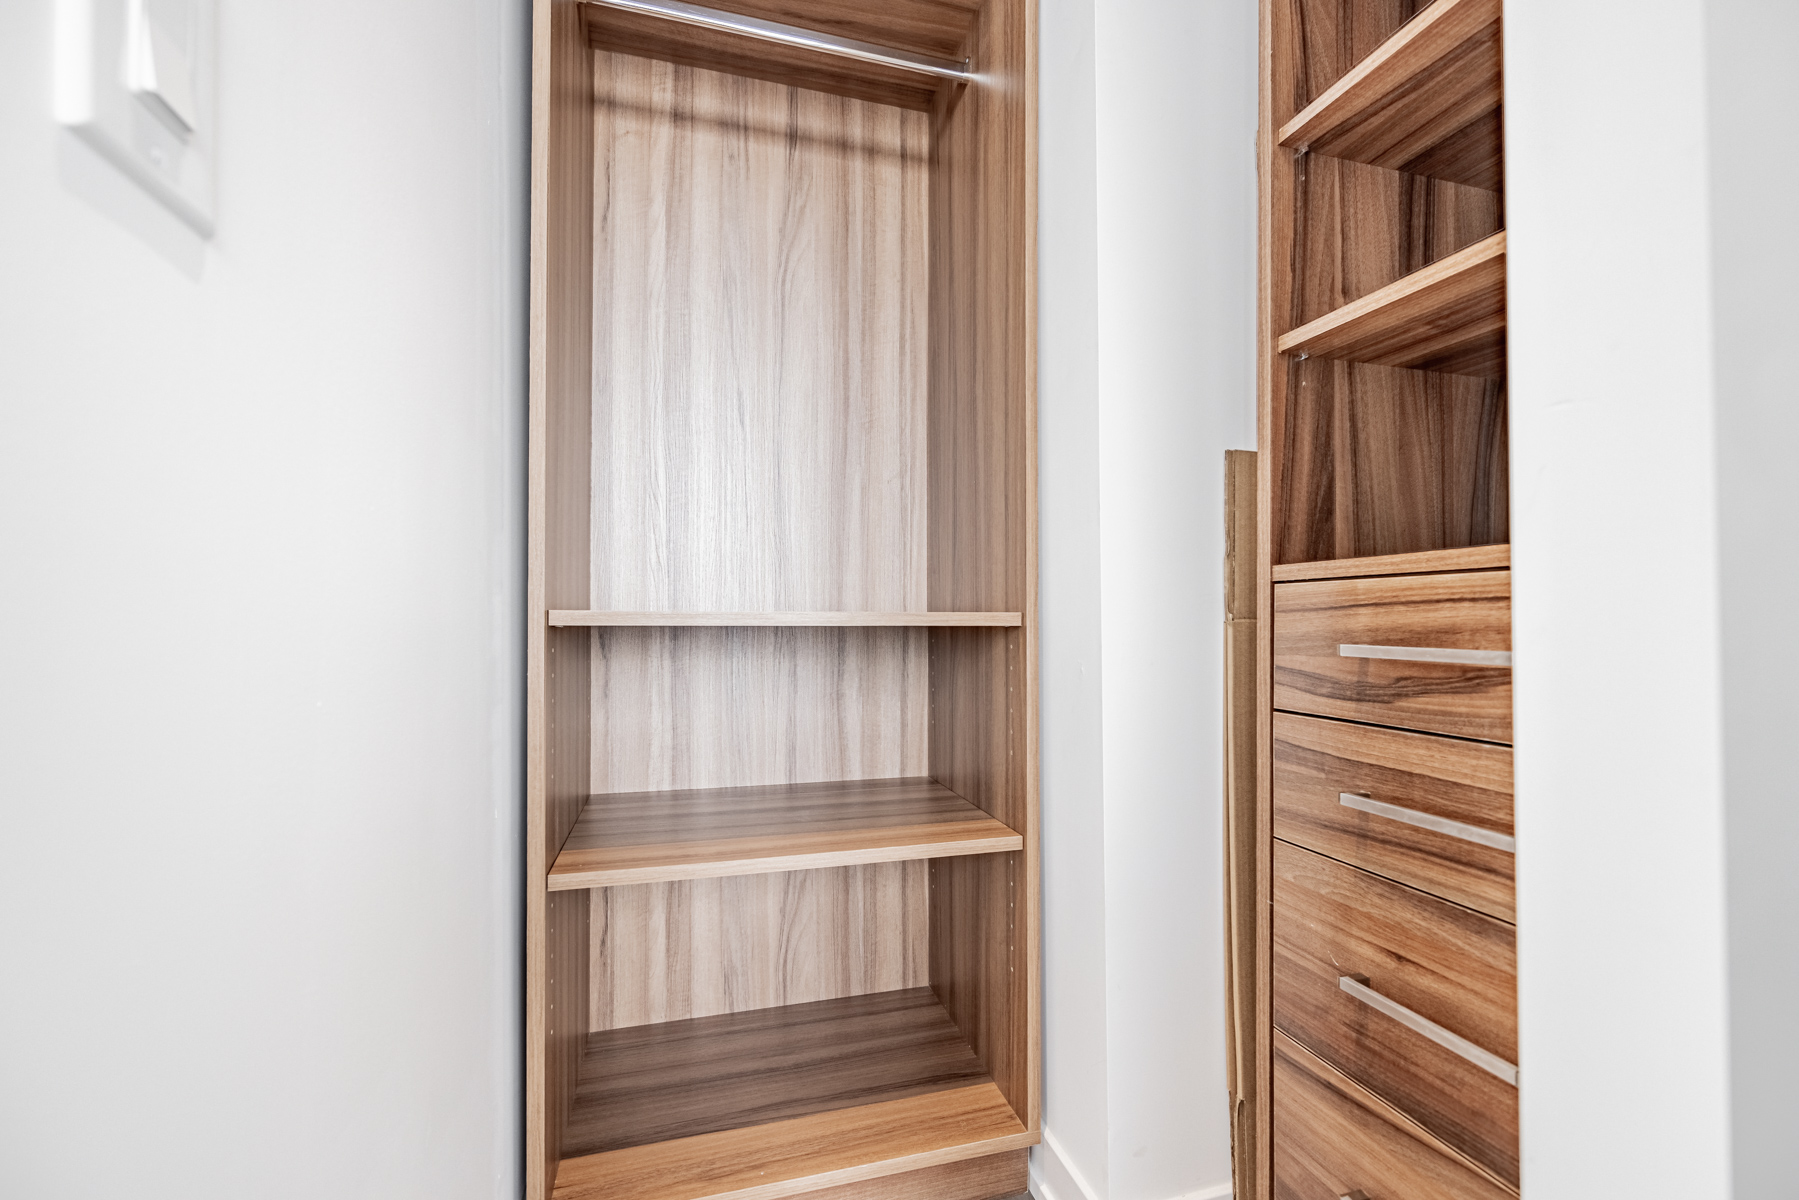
1273;543;1510;583
553;989;1035;1200
549;611;1023;628
1277;231;1506;377
1279;0;1503;190
548;777;1022;891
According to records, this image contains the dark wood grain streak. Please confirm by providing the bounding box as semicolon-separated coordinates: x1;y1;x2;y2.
1273;570;1511;742
926;0;1039;1134
1274;1031;1516;1200
1274;712;1514;920
564;988;992;1157
1274;841;1518;1187
1276;361;1507;564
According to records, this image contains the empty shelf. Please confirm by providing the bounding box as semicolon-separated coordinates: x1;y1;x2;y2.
553;989;1034;1200
1280;0;1503;190
1278;231;1506;377
548;777;1022;890
1274;543;1511;583
549;611;1023;627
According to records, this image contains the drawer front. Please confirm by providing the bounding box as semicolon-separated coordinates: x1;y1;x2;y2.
1275;1031;1514;1200
1273;570;1512;742
1274;713;1515;921
1274;841;1519;1188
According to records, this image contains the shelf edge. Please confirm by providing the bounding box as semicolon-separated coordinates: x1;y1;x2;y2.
549;611;1025;627
1273;544;1510;582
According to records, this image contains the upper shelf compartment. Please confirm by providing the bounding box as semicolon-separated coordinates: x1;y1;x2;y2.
1279;0;1503;190
1278;230;1506;377
581;0;973;111
549;777;1021;890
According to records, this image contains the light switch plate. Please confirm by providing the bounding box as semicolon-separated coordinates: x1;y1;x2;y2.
56;0;217;236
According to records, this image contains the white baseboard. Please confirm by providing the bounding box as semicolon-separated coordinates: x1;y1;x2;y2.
1027;1129;1232;1200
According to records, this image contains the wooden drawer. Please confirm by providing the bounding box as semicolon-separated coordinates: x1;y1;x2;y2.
1273;570;1512;743
1274;841;1518;1188
1274;713;1514;921
1275;1031;1515;1200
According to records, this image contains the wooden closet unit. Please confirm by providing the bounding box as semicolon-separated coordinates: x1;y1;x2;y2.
527;3;1039;1199
1253;0;1515;1196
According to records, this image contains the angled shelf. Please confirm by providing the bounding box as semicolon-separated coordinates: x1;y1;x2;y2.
549;611;1023;627
1277;230;1506;377
548;777;1022;891
1279;0;1503;190
1274;543;1511;583
552;989;1033;1200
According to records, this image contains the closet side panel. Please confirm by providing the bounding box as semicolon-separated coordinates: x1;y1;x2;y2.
926;0;1040;1130
528;1;595;1194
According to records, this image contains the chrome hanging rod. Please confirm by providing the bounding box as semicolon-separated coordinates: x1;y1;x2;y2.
584;0;972;80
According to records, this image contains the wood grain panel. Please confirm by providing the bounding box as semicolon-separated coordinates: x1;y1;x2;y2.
1275;359;1507;564
590;50;928;615
794;1150;1027;1200
615;0;983;61
1286;0;1424;116
1225;451;1264;1197
1281;0;1503;191
554;611;1022;627
566;988;990;1156
1272;569;1512;742
553;777;1019;888
1274;1031;1515;1200
1280;231;1506;377
1273;841;1518;1187
529;4;597;1195
925;0;1039;1133
1273;543;1507;582
590;862;928;1030
1291;156;1501;328
552;1083;1034;1200
1274;713;1514;920
583;4;948;111
589;627;927;794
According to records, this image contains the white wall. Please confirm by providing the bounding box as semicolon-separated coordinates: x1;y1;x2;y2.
1509;0;1799;1195
1036;1;1257;1197
0;3;528;1198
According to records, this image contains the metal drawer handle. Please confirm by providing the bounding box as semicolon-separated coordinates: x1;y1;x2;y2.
1339;643;1512;667
1339;792;1516;853
1340;975;1518;1086
1340;1193;1371;1200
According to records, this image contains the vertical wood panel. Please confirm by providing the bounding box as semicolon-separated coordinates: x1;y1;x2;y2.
1225;450;1261;1197
589;626;928;793
589;862;929;1029
589;50;929;614
530;2;596;1195
925;0;1039;1132
1289;0;1425;112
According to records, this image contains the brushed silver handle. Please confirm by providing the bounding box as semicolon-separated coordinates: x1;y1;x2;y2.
1339;643;1512;667
1340;1193;1371;1200
1340;975;1518;1086
1339;792;1516;853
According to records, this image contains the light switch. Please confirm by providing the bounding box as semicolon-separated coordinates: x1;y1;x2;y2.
56;0;216;235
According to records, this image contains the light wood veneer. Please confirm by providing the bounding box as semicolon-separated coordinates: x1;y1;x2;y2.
1279;0;1503;190
1273;543;1508;582
552;611;1022;627
1278;231;1506;378
1274;841;1518;1187
550;777;1021;889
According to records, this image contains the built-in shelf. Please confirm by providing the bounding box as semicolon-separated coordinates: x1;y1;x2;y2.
548;777;1022;891
1273;543;1511;584
552;989;1034;1200
1277;230;1506;378
549;611;1023;628
1279;0;1503;190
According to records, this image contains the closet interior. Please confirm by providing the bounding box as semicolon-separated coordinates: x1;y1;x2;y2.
526;2;1040;1199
